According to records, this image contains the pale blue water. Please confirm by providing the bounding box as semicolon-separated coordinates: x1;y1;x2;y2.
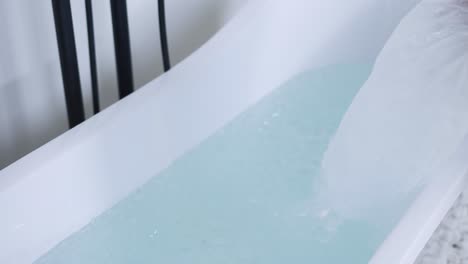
36;64;415;264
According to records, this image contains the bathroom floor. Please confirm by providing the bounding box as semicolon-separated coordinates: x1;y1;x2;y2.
417;189;468;264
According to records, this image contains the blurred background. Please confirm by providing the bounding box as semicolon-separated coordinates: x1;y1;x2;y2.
0;0;246;169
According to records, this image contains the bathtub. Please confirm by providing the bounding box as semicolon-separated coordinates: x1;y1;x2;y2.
1;0;466;263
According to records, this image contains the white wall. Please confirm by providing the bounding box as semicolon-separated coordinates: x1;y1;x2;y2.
0;0;246;169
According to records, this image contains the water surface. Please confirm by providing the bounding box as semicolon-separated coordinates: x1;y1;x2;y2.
36;64;410;264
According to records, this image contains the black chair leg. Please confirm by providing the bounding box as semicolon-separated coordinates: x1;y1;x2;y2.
110;0;134;99
85;0;100;114
51;0;85;128
158;0;171;72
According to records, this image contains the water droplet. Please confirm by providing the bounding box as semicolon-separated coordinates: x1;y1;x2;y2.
149;229;159;239
319;209;330;219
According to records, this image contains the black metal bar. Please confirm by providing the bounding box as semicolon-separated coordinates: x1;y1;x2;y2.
85;0;100;114
158;0;171;71
110;0;134;99
51;0;85;128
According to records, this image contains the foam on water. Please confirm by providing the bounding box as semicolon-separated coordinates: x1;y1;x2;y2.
320;0;468;221
35;64;405;264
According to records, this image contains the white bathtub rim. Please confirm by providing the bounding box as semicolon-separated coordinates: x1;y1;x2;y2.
370;135;468;264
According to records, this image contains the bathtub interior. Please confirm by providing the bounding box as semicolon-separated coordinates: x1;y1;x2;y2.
1;0;451;264
35;64;394;263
